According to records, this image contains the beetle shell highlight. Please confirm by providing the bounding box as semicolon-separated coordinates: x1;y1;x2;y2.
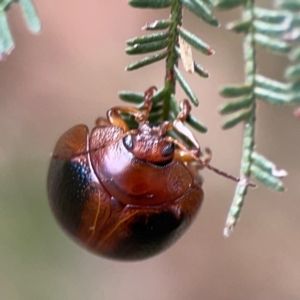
48;123;204;260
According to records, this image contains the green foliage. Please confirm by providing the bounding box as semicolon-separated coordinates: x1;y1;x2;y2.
181;0;219;26
122;0;300;236
215;0;292;236
129;0;172;8
277;0;300;110
254;32;290;53
0;0;40;57
174;65;199;106
178;27;215;55
277;0;300;11
120;0;218;135
215;0;246;10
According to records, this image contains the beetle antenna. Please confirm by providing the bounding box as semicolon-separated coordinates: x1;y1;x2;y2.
200;147;256;187
142;86;157;118
203;162;256;187
168;101;256;188
165;137;256;188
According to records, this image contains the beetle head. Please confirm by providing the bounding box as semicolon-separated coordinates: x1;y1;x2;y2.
122;121;174;166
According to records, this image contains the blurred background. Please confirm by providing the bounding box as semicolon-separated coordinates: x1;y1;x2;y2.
1;1;300;300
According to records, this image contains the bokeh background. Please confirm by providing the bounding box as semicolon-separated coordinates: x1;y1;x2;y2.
1;1;300;300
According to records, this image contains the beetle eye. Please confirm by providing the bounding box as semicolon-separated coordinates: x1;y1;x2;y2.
162;142;174;157
123;134;133;150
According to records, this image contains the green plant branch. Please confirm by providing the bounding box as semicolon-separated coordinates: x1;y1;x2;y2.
215;0;290;236
122;0;297;236
276;0;300;116
223;1;257;235
120;0;219;134
163;0;182;120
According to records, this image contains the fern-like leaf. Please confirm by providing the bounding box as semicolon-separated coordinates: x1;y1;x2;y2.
121;0;218;134
215;0;291;236
277;0;300;116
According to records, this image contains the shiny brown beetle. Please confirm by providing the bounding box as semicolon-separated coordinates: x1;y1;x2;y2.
47;87;241;260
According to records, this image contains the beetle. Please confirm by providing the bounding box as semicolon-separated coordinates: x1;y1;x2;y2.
47;87;242;260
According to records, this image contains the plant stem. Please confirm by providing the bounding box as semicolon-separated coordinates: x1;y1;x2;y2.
224;0;257;236
163;0;182;120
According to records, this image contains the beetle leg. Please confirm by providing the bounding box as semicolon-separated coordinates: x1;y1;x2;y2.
174;149;199;163
173;120;201;157
106;86;158;131
106;108;131;131
142;85;157;117
106;106;145;131
172;99;201;157
177;99;192;122
172;145;211;165
202;147;212;164
165;136;204;166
